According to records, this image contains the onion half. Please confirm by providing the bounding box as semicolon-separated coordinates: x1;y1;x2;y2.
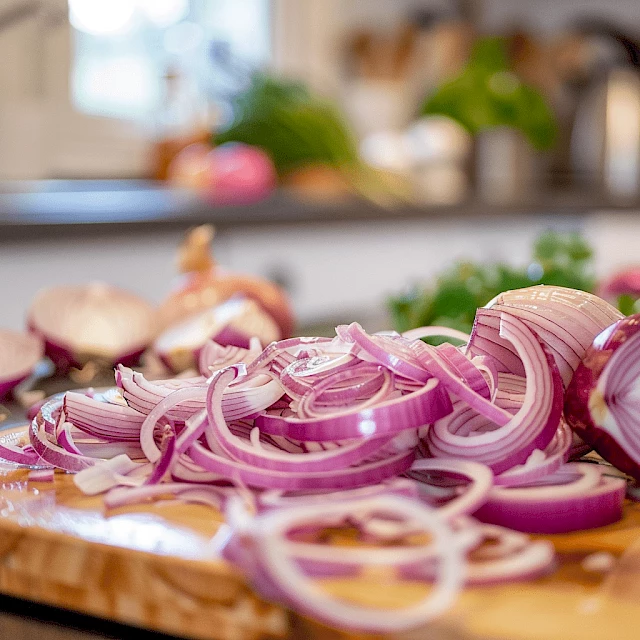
0;329;43;399
565;313;640;480
154;297;279;373
28;283;155;371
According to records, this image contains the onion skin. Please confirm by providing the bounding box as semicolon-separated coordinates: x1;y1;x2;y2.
565;315;640;480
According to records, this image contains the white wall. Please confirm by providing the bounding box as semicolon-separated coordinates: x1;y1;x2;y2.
1;211;637;334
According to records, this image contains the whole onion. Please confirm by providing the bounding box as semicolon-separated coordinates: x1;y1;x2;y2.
156;225;294;337
28;283;155;372
204;143;277;206
565;313;640;480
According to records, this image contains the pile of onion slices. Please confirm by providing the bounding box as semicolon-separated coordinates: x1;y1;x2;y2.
7;285;637;633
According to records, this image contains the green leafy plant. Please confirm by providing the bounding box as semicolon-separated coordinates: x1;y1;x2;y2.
215;74;359;177
388;231;596;338
421;37;557;150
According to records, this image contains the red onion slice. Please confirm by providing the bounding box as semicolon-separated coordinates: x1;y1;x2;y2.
408;459;494;521
414;342;511;426
30;400;96;472
346;322;431;382
257;478;419;512
227;495;463;633
402;326;470;343
256;376;452;442
484;285;623;388
460;524;555;585
493;419;572;487
474;463;626;533
204;366;397;473
428;315;563;474
199;338;261;376
189;442;415;491
436;343;491;400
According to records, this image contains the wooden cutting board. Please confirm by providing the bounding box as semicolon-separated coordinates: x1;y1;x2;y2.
0;422;639;640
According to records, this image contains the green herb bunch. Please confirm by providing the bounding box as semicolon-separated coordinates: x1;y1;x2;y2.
421;37;557;150
388;231;596;339
215;74;359;177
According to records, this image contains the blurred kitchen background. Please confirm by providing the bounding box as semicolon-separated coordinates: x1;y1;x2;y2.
3;0;640;335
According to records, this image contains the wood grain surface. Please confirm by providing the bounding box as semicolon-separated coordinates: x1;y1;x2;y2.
0;423;638;640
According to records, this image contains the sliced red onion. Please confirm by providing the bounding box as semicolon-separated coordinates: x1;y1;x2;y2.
30;400;97;472
139;386;207;462
455;523;555;585
57;421;85;455
484;285;623;388
226;495;463;633
257;478;419;512
0;429;45;467
427;315;563;474
413;342;511;426
293;365;392;419
471;355;500;399
408;459;494;520
117;366;283;424
190;442;415;491
64;391;145;441
154;298;280;373
403;520;555;585
256;376;452;442
73;454;142;495
467;309;526;376
565;314;640;480
28;283;155;371
204;366;398;473
436;343;491;400
402;326;470;343
199;338;261;376
346;322;431;382
147;433;176;484
493;419;572;487
104;482;234;509
0;330;43;399
474;463;626;533
5;297;636;633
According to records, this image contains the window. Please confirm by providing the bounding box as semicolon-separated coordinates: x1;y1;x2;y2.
69;0;271;124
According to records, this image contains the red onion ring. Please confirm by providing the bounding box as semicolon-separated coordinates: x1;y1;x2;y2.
474;463;626;533
225;495;464;633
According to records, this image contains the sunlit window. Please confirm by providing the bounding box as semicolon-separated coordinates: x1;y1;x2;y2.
69;0;271;123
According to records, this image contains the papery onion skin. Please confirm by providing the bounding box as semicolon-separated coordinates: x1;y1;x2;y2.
565;314;640;480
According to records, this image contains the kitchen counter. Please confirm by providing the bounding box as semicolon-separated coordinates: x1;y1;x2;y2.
0;179;635;243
